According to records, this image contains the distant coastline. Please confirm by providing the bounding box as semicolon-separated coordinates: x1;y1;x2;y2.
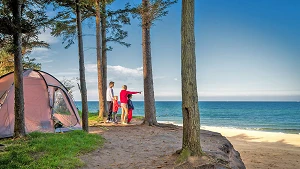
75;101;300;134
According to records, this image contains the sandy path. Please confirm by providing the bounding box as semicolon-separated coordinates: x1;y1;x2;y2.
80;124;181;169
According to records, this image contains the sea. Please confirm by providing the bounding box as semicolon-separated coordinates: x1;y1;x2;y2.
74;101;300;134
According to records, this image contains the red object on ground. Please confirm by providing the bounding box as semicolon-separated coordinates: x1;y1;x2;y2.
128;109;133;123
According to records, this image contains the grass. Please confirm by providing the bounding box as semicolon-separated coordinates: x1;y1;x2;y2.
0;131;104;169
0;111;142;169
132;115;144;120
78;111;103;122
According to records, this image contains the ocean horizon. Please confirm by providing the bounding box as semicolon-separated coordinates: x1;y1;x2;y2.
75;101;300;134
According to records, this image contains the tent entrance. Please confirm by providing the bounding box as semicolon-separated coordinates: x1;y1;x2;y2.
52;87;78;130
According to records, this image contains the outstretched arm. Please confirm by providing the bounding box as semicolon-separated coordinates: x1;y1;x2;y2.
127;91;142;95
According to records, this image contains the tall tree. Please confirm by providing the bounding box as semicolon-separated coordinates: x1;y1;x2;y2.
12;0;25;138
51;0;131;120
95;0;131;120
75;0;89;132
134;0;176;126
142;0;156;126
95;0;105;119
100;0;107;118
50;0;90;131
181;0;202;156
0;0;51;137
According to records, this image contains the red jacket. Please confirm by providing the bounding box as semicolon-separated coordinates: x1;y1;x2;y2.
113;100;120;112
120;90;139;103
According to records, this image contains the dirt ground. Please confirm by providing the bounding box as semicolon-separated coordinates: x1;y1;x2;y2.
80;119;300;169
80;119;181;169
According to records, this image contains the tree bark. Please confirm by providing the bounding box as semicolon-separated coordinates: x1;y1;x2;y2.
101;0;108;117
96;0;105;119
76;0;89;132
142;0;157;126
12;0;26;138
181;0;202;156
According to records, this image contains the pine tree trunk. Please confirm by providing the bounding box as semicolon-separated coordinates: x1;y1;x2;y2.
142;0;157;126
12;0;25;138
101;0;108;117
181;0;202;156
96;0;104;119
76;0;89;132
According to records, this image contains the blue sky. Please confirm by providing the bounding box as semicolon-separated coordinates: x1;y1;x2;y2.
31;0;300;101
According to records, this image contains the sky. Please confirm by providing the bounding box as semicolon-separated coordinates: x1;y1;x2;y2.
31;0;300;101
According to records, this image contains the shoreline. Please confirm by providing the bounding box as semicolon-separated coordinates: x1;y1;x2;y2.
157;121;300;147
158;120;300;133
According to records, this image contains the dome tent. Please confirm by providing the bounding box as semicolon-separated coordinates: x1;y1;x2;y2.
0;69;81;138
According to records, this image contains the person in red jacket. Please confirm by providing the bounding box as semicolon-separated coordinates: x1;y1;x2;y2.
120;85;141;124
112;96;120;124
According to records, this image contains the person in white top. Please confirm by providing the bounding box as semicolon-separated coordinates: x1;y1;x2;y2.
106;81;114;122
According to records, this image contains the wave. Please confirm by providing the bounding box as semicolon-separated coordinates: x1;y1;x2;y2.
253;127;300;134
157;121;183;127
157;121;300;134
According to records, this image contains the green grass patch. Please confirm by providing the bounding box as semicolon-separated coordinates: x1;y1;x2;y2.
88;113;103;122
78;111;144;122
132;115;144;120
0;131;104;169
78;111;103;122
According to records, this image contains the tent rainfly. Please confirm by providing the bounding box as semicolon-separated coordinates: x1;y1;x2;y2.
0;69;81;138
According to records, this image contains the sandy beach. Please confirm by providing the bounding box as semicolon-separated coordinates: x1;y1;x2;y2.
81;120;300;169
203;126;300;169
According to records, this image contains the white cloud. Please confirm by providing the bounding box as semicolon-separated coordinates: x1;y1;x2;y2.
31;54;54;64
40;60;53;63
38;29;59;44
85;64;97;72
174;78;178;81
31;48;49;52
86;64;143;76
66;64;145;100
30;46;56;64
108;65;143;77
85;64;144;83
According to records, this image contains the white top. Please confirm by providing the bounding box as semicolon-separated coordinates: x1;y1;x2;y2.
106;87;114;101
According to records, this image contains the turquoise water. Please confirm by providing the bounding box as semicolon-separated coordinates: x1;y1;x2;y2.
75;101;300;134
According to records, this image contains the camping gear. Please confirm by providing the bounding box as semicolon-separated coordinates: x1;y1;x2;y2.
0;69;81;138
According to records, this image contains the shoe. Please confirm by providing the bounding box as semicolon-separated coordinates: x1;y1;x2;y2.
106;120;109;123
109;120;113;123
